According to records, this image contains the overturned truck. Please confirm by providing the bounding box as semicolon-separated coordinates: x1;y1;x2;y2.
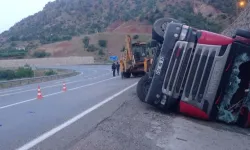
137;17;250;128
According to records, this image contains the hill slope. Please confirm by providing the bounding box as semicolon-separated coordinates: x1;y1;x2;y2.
1;0;236;43
36;32;151;62
0;0;239;60
222;2;250;36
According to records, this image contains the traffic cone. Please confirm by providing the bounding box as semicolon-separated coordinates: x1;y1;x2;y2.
62;82;67;92
37;86;43;99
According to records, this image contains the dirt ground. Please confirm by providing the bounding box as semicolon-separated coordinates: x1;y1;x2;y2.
36;21;152;60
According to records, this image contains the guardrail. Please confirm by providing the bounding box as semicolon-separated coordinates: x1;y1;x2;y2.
0;69;79;89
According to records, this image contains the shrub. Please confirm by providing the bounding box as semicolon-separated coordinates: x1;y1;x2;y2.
62;36;72;41
0;49;28;58
10;42;17;47
45;69;57;76
98;49;105;56
0;66;35;80
87;44;98;52
121;46;125;52
133;35;139;39
98;40;107;48
15;67;34;78
9;36;19;41
24;64;31;68
0;70;16;80
33;51;51;58
82;36;90;48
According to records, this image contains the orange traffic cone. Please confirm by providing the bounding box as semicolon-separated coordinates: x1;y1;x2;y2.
37;86;43;99
62;82;67;92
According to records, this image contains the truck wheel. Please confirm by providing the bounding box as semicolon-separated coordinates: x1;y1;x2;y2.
153;18;180;43
136;74;152;102
236;29;250;39
132;72;139;77
123;72;131;78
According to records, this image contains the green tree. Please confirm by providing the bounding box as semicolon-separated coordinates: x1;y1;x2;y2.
62;35;72;41
15;67;34;78
82;36;90;48
98;40;107;48
45;69;57;76
121;46;125;52
87;44;97;52
33;51;51;58
133;35;139;39
0;70;16;80
10;42;17;47
98;49;105;56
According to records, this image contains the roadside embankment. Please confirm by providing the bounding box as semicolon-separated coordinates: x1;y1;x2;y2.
0;56;94;68
0;68;79;89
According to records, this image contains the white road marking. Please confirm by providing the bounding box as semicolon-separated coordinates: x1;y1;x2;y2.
0;77;118;110
0;72;110;97
16;82;137;150
54;81;62;84
0;72;84;94
0;98;36;109
0;87;25;94
0;67;109;95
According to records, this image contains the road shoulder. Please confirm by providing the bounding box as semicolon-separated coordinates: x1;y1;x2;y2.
70;88;250;150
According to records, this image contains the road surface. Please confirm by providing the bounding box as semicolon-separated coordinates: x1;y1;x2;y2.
0;65;139;150
1;65;250;150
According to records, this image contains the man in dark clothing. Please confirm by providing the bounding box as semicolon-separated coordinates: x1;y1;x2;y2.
229;61;250;112
116;62;120;76
112;62;116;77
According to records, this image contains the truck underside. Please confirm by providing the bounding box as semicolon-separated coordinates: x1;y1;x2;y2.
137;17;250;128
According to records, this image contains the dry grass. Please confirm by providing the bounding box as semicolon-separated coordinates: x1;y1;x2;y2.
36;32;151;60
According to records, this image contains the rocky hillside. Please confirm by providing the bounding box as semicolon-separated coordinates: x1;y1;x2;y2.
222;2;250;36
0;0;236;45
0;0;241;61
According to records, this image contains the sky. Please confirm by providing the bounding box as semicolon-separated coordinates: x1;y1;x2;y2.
0;0;55;33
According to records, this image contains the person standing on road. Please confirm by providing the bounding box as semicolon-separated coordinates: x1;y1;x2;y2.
116;62;120;76
112;62;116;77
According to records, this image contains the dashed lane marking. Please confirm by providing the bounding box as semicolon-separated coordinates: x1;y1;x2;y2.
16;82;137;150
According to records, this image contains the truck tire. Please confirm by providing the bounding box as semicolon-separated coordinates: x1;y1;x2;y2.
136;74;152;102
132;72;139;77
123;72;131;78
132;72;145;77
152;18;180;43
236;29;250;39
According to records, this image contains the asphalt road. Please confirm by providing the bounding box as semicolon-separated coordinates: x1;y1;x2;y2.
0;65;139;150
1;65;250;150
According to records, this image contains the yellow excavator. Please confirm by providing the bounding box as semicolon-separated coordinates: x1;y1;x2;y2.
119;35;153;78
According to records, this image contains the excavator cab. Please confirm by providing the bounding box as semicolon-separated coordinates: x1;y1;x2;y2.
120;35;152;78
141;17;250;128
132;42;147;62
